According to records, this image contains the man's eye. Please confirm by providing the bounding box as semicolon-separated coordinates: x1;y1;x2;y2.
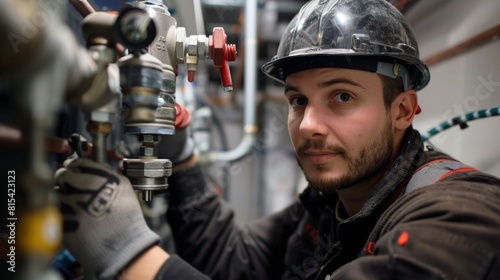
290;96;307;107
333;92;352;103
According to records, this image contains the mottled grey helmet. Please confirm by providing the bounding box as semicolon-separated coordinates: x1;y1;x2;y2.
261;0;430;91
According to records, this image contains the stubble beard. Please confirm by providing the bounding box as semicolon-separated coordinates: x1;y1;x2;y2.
296;117;394;194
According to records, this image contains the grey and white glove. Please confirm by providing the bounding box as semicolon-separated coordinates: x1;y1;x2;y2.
55;158;160;280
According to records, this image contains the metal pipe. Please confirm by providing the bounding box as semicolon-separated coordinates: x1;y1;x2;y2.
90;132;107;163
243;0;258;134
193;0;206;35
208;0;257;163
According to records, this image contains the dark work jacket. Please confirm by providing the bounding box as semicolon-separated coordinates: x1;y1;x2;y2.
155;129;500;280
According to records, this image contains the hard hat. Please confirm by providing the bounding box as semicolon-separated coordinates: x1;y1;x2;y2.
261;0;430;91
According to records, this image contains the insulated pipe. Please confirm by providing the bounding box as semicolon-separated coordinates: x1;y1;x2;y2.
421;107;500;142
208;0;257;163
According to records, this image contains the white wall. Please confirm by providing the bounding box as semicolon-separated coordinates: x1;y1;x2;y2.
408;0;500;176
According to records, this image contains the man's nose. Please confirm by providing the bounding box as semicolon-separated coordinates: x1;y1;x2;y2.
299;106;328;139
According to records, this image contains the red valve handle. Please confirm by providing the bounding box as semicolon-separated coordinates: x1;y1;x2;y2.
209;27;237;91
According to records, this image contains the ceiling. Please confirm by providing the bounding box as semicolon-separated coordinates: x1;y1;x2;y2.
87;0;428;88
89;0;428;45
89;0;309;87
90;0;309;44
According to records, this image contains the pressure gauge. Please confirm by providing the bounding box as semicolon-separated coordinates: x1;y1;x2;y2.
114;6;157;51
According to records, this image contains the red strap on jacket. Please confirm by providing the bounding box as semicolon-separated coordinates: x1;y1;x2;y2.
383;158;478;212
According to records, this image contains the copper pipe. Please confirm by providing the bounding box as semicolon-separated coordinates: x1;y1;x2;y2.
424;24;500;67
0;124;22;146
0;124;73;154
390;0;420;14
69;0;96;18
393;0;411;11
0;124;124;160
69;0;126;56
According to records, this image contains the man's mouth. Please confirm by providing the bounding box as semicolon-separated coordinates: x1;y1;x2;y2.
302;150;342;165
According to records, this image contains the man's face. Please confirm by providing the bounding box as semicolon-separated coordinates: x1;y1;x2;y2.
285;68;395;194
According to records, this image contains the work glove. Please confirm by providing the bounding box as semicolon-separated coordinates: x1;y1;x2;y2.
157;103;195;166
55;157;160;280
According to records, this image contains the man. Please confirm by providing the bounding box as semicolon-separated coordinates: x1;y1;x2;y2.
55;0;500;279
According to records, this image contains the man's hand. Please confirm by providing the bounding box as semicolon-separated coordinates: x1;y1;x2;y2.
55;158;161;280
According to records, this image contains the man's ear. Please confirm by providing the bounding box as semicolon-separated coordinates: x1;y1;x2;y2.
392;90;418;131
